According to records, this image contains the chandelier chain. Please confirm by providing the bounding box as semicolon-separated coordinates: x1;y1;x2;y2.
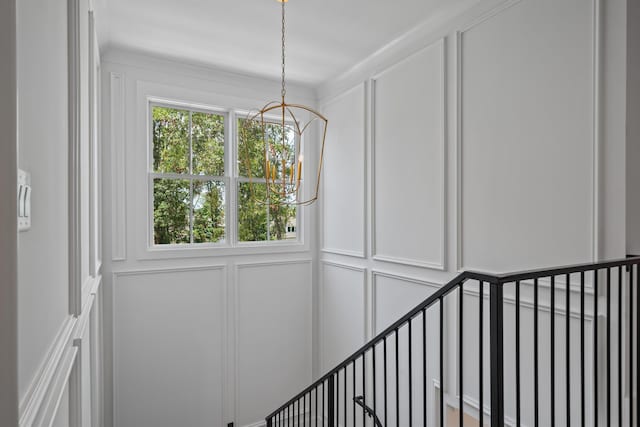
281;0;286;99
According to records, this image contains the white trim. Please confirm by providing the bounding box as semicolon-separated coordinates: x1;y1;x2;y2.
33;347;78;427
319;82;367;259
455;0;601;271
109;71;127;261
19;316;77;427
369;38;447;271
68;0;82;316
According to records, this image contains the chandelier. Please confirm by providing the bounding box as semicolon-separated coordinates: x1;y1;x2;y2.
240;0;327;206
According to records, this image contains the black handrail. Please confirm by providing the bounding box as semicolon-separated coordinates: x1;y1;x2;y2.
265;256;640;427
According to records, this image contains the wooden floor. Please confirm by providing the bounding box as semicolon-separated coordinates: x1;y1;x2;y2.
446;407;486;427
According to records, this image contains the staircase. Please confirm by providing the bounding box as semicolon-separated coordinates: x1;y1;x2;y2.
265;256;640;426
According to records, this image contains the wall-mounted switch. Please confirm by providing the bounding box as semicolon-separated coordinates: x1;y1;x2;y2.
17;169;31;232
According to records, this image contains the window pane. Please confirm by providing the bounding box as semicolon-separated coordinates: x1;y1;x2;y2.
237;182;297;242
192;180;225;243
268;184;297;241
238;182;268;242
152;107;189;174
192;112;225;176
238;118;266;178
153;178;190;244
238;119;296;180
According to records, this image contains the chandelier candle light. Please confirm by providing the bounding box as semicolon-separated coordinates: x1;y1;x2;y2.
240;0;328;206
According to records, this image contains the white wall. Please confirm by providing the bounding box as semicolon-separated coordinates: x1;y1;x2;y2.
100;50;317;427
0;1;18;425
16;0;103;426
318;0;628;425
628;0;640;255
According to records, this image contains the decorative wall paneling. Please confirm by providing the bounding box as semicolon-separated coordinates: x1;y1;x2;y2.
101;52;317;427
17;0;104;424
320;84;367;258
234;260;313;427
371;38;446;271
317;0;619;426
456;0;600;272
320;262;367;372
108;71;126;263
112;266;226;427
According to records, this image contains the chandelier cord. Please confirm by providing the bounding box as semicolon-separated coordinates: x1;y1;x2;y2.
281;0;286;101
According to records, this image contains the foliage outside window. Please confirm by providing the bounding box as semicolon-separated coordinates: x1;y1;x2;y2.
150;103;298;246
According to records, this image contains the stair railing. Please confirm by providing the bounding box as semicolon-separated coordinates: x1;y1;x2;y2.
265;256;640;427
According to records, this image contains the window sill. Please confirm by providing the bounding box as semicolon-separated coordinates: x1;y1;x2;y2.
135;240;309;261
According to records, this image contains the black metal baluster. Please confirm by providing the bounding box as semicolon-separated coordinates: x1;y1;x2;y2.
607;267;611;426
423;310;427;426
322;381;325;427
328;376;335;427
315;385;318;427
515;280;520;427
480;281;484;427
362;353;366;427
409;319;413;427
440;296;444;427
630;264;634;427
551;276;556;427
395;329;399;427
384;337;387;427
373;343;377;427
489;281;505;426
635;264;639;427
335;371;339;427
581;271;585;427
566;274;571;427
618;266;622;427
459;283;464;427
288;404;290;427
534;278;539;427
343;367;346;427
353;360;356;427
594;271;599;426
629;264;640;425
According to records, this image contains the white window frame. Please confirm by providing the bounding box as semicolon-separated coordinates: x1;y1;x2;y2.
147;99;302;249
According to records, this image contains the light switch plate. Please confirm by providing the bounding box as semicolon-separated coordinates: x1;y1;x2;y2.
18;169;31;231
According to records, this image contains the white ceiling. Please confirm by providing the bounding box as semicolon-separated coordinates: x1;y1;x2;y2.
96;0;467;86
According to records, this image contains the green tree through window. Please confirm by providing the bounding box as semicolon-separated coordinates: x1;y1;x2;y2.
150;104;298;246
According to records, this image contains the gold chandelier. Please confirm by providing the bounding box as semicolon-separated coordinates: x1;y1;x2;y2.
240;0;327;206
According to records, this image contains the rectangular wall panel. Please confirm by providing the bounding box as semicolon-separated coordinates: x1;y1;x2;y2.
459;0;595;272
113;267;225;427
322;84;366;257
372;272;440;426
321;262;366;370
372;39;445;269
235;261;312;427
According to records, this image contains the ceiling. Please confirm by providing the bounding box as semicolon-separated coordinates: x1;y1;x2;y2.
96;0;467;86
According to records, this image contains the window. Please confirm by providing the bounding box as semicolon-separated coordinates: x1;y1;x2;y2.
149;102;299;247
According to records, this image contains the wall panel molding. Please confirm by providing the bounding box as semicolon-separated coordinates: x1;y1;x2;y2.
109;71;127;262
19;316;76;427
371;270;442;335
233;260;312;426
320;83;367;259
370;38;447;271
319;261;367;372
112;265;227;427
455;0;601;272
